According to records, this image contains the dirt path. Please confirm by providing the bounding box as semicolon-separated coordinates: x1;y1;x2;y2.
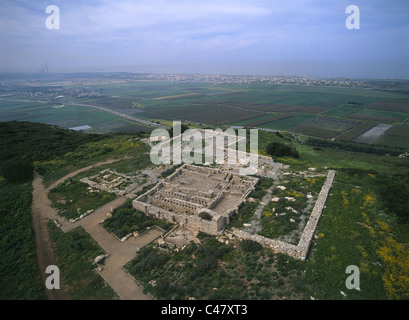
31;172;70;300
31;160;163;300
46;158;125;192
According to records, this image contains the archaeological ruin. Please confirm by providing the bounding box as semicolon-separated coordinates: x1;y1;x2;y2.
133;164;259;235
77;132;335;261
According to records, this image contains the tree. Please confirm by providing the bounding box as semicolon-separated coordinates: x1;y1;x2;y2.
168;123;190;137
266;142;299;158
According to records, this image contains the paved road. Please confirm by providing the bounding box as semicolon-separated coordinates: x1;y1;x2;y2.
71;103;168;129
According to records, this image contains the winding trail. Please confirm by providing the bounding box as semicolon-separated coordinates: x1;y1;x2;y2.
46;158;125;192
31;159;163;300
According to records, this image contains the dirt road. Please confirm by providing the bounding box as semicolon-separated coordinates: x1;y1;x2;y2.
46;158;124;192
31;160;162;300
31;172;70;300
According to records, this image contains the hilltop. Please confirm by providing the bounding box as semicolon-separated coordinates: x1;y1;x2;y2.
1;121;408;300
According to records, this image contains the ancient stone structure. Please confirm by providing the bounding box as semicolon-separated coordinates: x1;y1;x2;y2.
133;164;258;235
231;170;336;260
80;169;144;198
296;170;336;260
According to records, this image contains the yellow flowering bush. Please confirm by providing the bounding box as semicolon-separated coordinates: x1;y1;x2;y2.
377;220;391;234
341;190;350;207
377;237;409;299
305;177;316;184
264;209;273;218
352;188;362;194
364;193;376;206
277;157;300;163
258;149;269;156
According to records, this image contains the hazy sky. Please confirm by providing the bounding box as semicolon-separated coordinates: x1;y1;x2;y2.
1;0;408;78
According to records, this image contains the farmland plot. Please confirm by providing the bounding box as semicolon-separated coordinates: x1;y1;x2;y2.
348;108;409;124
375;125;409;149
368;100;409;113
353;123;394;144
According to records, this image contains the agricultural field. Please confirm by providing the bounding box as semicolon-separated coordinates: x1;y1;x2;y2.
348;108;409;124
353;124;394;144
2;76;409;148
0;100;152;133
368;99;409;113
292;116;359;139
230;113;291;127
375;125;409;149
259;115;316;131
335;121;379;142
322;104;365;117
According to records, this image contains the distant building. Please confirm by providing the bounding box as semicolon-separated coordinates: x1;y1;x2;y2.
69;125;92;131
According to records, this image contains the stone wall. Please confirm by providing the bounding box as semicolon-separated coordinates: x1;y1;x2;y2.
133;163;258;235
231;170;336;261
296;170;336;260
230;228;301;259
80;177;127;196
132;199;225;235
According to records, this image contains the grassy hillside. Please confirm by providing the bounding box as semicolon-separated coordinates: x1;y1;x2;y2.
0;121;150;300
0;121;104;165
1;121;408;300
0;180;47;299
0;122;109;300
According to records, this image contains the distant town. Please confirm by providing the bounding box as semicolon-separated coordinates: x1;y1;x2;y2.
1;72;408;96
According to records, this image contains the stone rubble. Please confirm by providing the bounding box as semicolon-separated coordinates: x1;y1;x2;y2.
231;170;336;261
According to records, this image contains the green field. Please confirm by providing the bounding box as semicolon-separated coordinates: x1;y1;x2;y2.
3;80;409;148
323;104;365;117
0;100;152;133
260;114;316;130
348;108;409;124
376;125;409;149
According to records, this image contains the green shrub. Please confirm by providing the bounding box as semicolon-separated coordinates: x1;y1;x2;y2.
266;141;299;158
260;289;272;300
240;239;263;253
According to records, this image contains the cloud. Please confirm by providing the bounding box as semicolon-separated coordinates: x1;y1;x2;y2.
0;0;408;77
